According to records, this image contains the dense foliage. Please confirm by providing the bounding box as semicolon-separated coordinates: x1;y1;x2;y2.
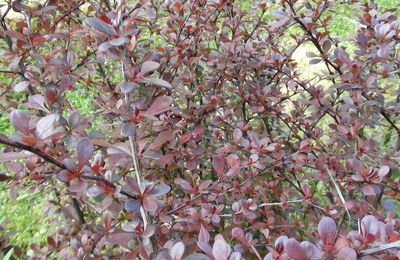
0;0;399;258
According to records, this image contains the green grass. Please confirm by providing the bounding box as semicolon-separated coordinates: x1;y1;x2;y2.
0;184;60;257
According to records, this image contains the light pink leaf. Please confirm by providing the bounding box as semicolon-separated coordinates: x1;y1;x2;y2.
36;114;59;139
378;165;390;178
15;81;30;92
212;239;231;260
170;242;185;260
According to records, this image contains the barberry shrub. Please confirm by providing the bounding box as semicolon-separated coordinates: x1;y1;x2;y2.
0;0;399;259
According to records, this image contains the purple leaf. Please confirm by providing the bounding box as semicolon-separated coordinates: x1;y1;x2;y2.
143;197;158;212
124;199;140;212
362;185;375;196
120;81;138;94
212;155;225;176
318;217;337;246
337;247;357;260
76;137;94;165
150;183;171;196
69;178;88;193
361;215;380;237
141;61;160;75
85;17;116;36
10;109;30;135
199;225;210;243
141;77;173;89
284;238;305;260
36;114;59;139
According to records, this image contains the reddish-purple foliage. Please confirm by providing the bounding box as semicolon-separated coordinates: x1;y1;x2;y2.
0;0;399;259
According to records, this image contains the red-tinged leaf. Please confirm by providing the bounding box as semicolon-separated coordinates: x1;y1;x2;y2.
143;197;158;212
15;81;30;92
141;77;173;89
86;17;117;36
361;215;380;237
149;130;176;150
212;155;225;176
284;239;305;260
226;166;241;177
318;217;337;246
141;61;160;75
226;154;240;168
10;109;30;135
199;225;210;243
76;137;94;165
170;242;185;260
212;239;231;260
0;151;35;163
69;178;88;193
142;96;173;117
337;247;357;260
0;174;11;182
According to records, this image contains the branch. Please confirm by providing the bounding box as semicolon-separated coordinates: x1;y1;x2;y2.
0;134;136;199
